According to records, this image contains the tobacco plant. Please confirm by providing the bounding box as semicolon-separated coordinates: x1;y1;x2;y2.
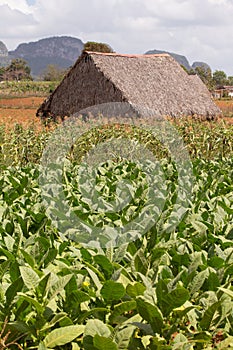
0;119;232;349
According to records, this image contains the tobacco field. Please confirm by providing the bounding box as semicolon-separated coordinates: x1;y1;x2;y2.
0;94;233;349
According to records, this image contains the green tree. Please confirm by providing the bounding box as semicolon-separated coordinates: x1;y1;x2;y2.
83;41;114;53
227;76;233;85
42;64;68;81
194;66;214;90
5;58;32;81
213;70;228;87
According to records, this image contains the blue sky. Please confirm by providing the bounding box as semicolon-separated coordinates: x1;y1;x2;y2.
0;0;233;75
26;0;36;4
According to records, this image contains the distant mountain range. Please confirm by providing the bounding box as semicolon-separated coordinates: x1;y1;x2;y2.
8;36;84;77
145;49;210;71
0;36;210;77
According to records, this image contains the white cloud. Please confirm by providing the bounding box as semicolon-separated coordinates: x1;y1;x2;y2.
0;4;36;40
1;0;233;74
0;0;32;13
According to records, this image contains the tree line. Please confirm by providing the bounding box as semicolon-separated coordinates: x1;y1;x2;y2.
0;58;32;81
0;58;68;82
184;65;233;90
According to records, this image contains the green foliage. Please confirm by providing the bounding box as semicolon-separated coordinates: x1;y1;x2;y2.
0;124;50;168
4;58;32;81
0;119;232;170
187;66;233;90
83;41;114;53
213;70;228;87
227;76;233;86
42;64;68;82
193;66;215;90
0;120;232;348
0;80;58;96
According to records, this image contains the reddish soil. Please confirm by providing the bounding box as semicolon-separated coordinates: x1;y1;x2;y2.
0;97;44;130
0;96;44;109
0;96;232;129
215;100;233;114
215;100;233;124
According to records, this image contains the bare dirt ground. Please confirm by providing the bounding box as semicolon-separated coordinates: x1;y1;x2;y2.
215;100;233;124
0;96;232;130
0;96;44;109
0;97;44;129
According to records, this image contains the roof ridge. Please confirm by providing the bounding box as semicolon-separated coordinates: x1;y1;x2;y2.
84;51;170;58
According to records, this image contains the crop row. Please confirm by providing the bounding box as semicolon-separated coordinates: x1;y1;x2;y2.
0;156;232;349
0;119;232;170
0;119;232;349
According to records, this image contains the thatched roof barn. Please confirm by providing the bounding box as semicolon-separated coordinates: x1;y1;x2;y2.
37;51;221;119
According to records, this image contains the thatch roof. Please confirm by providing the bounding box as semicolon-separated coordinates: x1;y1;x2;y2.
37;51;221;119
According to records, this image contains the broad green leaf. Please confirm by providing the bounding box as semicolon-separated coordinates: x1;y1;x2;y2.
78;308;109;323
109;300;137;323
85;266;103;290
191;221;208;234
19;266;40;289
93;334;118;350
208;256;224;269
20;249;35;268
18;293;44;314
44;325;85;348
8;320;32;334
4;234;15;251
200;302;220;330
80;247;92;262
0;260;10;279
42;248;58;267
42;312;68;331
101;281;125;301
6;277;24;305
115;325;136;349
70;290;90;304
162;286;190;316
132;250;148;275
206;272;220;291
48;274;73;301
0;247;15;261
94;255;113;279
84;319;111;338
137;298;163;333
126;282;146;297
156;279;169;313
192;331;212;347
37;273;51;299
190;269;209;294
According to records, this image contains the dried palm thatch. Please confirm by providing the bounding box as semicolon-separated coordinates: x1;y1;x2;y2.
37;51;221;120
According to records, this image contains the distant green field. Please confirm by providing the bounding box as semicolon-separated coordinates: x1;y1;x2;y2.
0;80;59;96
